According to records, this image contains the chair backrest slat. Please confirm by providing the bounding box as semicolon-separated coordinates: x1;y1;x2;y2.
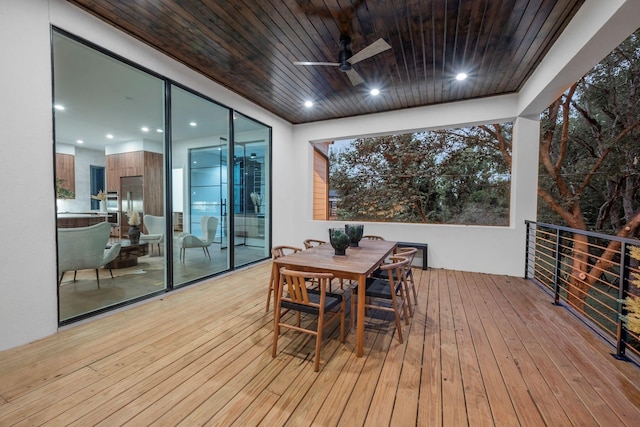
279;268;333;308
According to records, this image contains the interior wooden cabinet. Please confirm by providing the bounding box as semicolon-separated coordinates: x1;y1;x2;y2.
55;153;76;195
106;150;163;237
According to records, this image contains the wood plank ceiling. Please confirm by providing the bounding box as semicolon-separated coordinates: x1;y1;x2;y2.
67;0;584;125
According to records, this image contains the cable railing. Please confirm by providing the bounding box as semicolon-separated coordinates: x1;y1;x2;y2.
525;221;640;361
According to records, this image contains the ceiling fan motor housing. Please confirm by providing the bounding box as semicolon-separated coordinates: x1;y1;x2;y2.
339;48;353;71
338;35;353;71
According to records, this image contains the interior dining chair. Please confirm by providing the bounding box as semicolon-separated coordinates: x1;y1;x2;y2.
57;222;122;288
362;235;385;240
140;214;164;256
272;267;345;372
353;256;410;344
266;245;303;312
177;216;218;262
373;247;418;315
303;238;326;249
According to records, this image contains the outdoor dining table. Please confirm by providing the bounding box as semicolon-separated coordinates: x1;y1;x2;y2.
273;239;397;357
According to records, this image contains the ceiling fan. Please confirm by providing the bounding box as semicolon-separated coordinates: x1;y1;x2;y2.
293;35;391;86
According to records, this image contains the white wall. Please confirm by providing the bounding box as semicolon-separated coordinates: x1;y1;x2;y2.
0;0;291;352
0;0;638;352
0;0;59;353
288;96;535;276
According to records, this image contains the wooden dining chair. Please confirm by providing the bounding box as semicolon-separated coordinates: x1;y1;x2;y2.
374;247;419;315
272;267;345;372
303;238;326;249
266;245;303;312
303;238;343;291
396;247;418;308
353;256;410;343
362;235;385;240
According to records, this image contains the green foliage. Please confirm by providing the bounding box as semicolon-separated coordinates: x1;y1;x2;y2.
55;178;75;199
329;125;512;225
537;29;640;234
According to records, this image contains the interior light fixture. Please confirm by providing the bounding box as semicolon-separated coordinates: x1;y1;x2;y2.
456;72;468;81
106;134;114;139
54;104;65;110
156;128;163;133
304;100;313;108
370;88;380;96
141;126;149;132
189;121;197;127
76;139;83;144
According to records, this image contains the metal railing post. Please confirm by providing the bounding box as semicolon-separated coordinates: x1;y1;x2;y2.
524;222;531;278
553;227;561;305
615;242;629;359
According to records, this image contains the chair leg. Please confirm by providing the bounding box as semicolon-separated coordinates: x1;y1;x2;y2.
403;277;414;317
95;269;100;289
109;268;114;279
350;291;356;332
204;247;211;259
340;300;346;342
391;296;403;344
272;298;282;358
409;270;418;302
58;271;65;286
73;271;78;282
266;263;276;312
314;323;323;372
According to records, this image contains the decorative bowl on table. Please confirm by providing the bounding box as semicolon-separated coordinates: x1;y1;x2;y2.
345;224;364;247
329;228;350;255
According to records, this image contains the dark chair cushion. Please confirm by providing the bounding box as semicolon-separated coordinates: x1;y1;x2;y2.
373;267;412;280
364;277;398;299
281;290;343;315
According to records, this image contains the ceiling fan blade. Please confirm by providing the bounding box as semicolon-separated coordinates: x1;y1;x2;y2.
348;38;392;65
293;61;340;66
345;68;364;86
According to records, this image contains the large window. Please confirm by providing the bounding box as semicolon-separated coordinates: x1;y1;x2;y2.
52;29;271;324
323;124;512;226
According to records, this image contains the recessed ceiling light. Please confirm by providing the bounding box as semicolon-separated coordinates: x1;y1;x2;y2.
76;139;83;144
304;100;313;108
54;104;65;110
106;134;114;139
141;126;149;132
156;128;163;133
370;88;380;96
456;72;468;81
190;121;197;127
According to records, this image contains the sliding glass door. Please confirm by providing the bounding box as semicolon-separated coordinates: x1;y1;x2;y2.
233;114;270;267
53;29;271;324
53;30;166;322
171;86;230;285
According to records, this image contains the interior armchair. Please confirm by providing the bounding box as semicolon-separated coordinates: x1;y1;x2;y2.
177;215;218;262
140;214;164;256
57;222;121;288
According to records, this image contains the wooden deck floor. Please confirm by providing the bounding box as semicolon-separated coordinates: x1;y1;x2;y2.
1;263;639;426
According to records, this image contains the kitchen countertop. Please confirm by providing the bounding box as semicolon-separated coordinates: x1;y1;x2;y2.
57;212;110;219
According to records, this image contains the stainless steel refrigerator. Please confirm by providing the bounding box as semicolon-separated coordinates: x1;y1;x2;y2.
120;176;143;236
